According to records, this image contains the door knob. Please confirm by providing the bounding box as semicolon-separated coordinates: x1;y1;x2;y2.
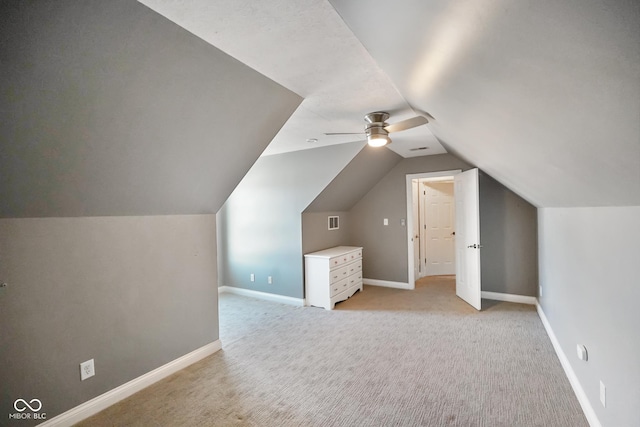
467;244;483;249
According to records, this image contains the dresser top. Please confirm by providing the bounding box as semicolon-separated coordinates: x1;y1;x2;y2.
304;246;362;259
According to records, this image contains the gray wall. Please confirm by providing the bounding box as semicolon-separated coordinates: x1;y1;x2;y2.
479;172;538;296
218;143;364;298
0;0;301;218
0;1;301;423
0;215;217;425
349;154;472;283
302;212;351;255
302;145;402;258
538;207;640;427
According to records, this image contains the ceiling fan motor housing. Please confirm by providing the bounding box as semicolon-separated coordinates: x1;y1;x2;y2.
364;112;390;138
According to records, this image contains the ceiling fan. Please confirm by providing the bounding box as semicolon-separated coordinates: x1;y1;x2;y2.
325;111;429;147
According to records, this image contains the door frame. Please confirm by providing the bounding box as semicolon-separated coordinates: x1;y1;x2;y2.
406;170;462;288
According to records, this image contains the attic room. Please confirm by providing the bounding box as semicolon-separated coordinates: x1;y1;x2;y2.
1;1;638;426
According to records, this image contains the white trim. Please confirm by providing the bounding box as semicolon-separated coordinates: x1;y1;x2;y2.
405;170;462;288
39;341;221;427
363;278;412;290
536;304;601;427
481;291;537;305
218;285;305;306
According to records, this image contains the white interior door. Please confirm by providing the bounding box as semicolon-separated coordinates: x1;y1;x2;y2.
454;168;481;310
424;181;456;276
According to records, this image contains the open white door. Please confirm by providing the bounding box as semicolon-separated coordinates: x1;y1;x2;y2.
454;168;481;310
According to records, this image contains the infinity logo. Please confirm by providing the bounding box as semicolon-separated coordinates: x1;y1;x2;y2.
14;399;42;412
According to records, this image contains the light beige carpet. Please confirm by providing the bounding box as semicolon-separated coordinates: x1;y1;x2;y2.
78;276;588;426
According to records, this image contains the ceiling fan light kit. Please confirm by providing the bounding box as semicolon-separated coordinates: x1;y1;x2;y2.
367;134;391;147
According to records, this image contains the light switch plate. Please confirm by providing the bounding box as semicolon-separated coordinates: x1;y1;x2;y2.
576;344;588;361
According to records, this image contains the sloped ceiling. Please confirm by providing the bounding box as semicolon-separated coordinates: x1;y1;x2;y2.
0;1;301;217
142;0;639;207
305;145;402;212
330;0;640;207
4;1;637;215
138;0;446;158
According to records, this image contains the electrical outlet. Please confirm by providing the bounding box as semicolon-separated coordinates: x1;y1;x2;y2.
268;276;273;284
600;381;606;407
250;273;255;282
80;359;95;381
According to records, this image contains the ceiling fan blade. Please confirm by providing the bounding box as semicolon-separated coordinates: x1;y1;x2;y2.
384;116;428;133
324;132;366;136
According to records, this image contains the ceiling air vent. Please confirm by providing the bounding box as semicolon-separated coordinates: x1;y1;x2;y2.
409;147;429;152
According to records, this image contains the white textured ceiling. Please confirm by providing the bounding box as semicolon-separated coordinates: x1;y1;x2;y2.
139;0;639;207
330;0;640;207
138;0;445;158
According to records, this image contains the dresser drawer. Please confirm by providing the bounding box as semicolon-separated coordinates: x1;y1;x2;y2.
330;265;349;283
346;260;362;276
330;253;351;268
347;249;362;261
330;277;350;297
348;272;363;287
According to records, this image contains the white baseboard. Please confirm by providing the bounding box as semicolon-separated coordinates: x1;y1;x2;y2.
40;341;221;427
536;304;601;427
218;286;305;306
481;291;537;305
363;278;412;290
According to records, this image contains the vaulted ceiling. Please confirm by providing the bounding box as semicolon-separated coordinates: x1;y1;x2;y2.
141;0;640;208
2;1;638;218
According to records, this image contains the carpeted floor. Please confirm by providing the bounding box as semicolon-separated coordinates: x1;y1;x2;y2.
78;276;588;426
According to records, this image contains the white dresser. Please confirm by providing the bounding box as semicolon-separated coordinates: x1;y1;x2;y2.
304;246;363;310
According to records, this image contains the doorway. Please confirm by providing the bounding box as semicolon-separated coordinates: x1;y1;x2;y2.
416;178;456;278
407;169;482;310
406;170;461;287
